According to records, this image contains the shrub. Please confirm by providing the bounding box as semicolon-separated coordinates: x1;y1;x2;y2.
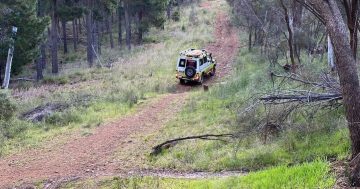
0;92;17;121
0;119;29;139
181;25;186;32
171;10;180;21
45;109;82;126
43;76;69;85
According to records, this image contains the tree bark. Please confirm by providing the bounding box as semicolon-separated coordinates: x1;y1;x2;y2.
124;1;131;50
92;21;99;56
86;0;93;67
167;1;172;19
73;19;78;52
280;0;296;72
50;0;59;74
96;21;101;55
36;0;46;78
308;0;360;186
248;26;252;52
78;18;82;34
137;10;143;44
343;0;359;60
292;0;303;64
106;15;114;49
36;59;43;81
61;19;68;54
118;6;123;47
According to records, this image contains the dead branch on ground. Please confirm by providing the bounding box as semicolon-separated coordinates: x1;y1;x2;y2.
263;72;342;104
151;134;236;156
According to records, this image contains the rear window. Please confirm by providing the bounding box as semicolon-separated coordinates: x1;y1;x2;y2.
178;59;186;67
186;60;197;69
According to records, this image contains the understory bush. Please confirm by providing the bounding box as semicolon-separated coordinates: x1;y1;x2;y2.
0;92;17;121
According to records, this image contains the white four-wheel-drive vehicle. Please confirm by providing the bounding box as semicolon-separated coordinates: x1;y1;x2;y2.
175;49;216;84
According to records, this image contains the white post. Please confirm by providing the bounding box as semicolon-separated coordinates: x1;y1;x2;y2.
2;26;18;89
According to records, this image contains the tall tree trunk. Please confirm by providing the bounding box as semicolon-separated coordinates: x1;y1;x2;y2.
167;1;172;19
40;42;46;69
62;19;68;54
92;20;98;58
97;21;101;55
292;0;303;64
118;6;123;47
309;0;360;186
106;15;114;49
73;19;78;52
86;3;93;67
36;0;46;79
35;42;47;80
248;26;252;52
51;0;59;74
46;27;51;69
36;59;43;80
137;11;143;44
0;59;3;82
124;2;131;50
78;17;82;34
280;0;296;72
343;0;359;60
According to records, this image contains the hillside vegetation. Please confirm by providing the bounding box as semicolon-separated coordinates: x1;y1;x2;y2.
0;0;358;188
0;1;214;156
60;1;350;189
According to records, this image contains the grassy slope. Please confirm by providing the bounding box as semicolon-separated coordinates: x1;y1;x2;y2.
58;0;349;188
150;50;349;173
64;49;346;189
4;0;348;187
0;2;215;156
62;161;334;188
61;13;347;189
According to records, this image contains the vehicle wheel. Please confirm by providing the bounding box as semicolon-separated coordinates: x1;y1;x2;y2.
179;79;185;85
185;66;196;78
198;74;204;84
210;67;216;76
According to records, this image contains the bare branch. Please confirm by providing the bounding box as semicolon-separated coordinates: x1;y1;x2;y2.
151;134;236;156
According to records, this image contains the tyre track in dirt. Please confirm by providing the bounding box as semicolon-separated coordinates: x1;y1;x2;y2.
0;1;240;188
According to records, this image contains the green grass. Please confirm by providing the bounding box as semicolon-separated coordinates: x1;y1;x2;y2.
0;1;217;156
149;49;348;171
60;160;334;189
148;47;349;187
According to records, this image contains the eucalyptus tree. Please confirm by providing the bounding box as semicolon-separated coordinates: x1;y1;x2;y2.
304;0;360;186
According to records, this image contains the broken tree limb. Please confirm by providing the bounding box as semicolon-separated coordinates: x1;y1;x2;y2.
260;93;342;103
151;134;235;156
271;72;323;87
271;72;341;94
11;78;36;82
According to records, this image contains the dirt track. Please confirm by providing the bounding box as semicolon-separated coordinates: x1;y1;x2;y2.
0;1;239;188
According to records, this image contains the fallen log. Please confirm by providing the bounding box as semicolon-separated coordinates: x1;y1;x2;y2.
151;134;235;156
260;93;342;103
11;78;36;82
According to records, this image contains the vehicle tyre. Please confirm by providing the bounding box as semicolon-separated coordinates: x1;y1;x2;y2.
185;66;196;78
198;74;204;84
210;67;216;76
179;79;185;85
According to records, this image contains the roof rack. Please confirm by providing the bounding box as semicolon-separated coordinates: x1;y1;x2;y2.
179;48;207;58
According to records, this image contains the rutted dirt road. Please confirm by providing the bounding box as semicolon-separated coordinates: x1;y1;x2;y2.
0;1;239;188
